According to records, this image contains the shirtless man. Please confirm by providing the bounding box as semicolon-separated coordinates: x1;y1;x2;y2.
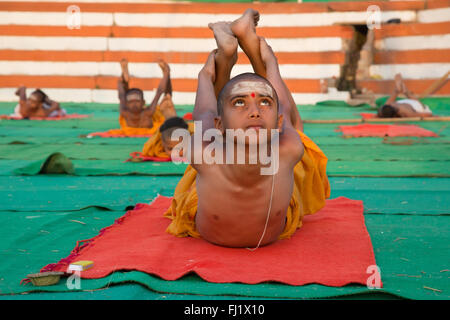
378;72;449;118
118;58;172;128
189;9;304;248
15;86;63;118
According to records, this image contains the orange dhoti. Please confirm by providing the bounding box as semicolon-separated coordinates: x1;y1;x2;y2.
164;130;330;240
91;107;165;138
141;122;195;158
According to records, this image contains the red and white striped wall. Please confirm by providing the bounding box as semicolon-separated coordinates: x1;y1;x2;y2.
0;0;448;105
364;0;450;96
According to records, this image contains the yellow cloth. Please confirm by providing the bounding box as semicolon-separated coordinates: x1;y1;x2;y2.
108;107;165;136
142;122;195;158
164;130;330;239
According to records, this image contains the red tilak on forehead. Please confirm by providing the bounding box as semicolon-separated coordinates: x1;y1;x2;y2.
251;92;256;98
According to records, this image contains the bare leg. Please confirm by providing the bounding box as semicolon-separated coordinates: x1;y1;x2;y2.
419;70;450;98
120;58;130;85
158;59;172;96
208;21;238;97
118;59;130;111
259;37;301;130
159;93;177;119
147;60;171;111
230;9;266;79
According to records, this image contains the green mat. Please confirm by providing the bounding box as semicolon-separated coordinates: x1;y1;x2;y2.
0;176;448;215
1;208;448;300
1;100;449;300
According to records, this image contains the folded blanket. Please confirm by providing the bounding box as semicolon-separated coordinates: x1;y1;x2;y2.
165;130;330;239
338;124;439;137
37;195;379;287
88;107;164;138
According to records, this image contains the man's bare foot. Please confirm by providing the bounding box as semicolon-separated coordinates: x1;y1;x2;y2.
208;21;238;59
159;93;177;119
120;58;130;82
230;8;259;39
394;73;403;93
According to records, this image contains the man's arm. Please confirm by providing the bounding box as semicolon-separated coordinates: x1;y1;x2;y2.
117;79;128;113
43;98;61;116
146;60;171;114
118;59;130;113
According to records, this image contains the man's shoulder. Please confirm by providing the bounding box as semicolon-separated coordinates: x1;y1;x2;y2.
279;127;304;162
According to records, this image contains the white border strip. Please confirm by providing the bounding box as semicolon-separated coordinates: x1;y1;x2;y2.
0;11;417;27
0;88;349;105
370;63;450;80
417;7;450;23
375;34;450;51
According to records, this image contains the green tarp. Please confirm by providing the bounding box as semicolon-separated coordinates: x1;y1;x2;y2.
1;209;448;300
1;100;449;300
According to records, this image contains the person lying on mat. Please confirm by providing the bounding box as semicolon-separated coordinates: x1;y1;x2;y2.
118;58;172;128
164;9;329;248
14;86;66;118
140;94;194;158
158;94;191;155
377;72;449;118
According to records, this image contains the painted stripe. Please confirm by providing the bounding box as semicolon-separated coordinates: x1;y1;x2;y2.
0;36;343;52
107;37;343;53
0;61;341;79
427;0;450;10
370;63;450;79
0;1;433;14
359;79;450;95
0;88;349;105
375;34;450;51
0;11;113;26
0;11;417;28
374;22;450;39
0;25;355;39
0;50;347;64
0;36;108;51
374;49;450;64
0;2;329;14
0;75;325;93
418;7;450;23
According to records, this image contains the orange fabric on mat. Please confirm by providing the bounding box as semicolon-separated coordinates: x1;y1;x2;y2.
0;114;89;120
164;130;330;239
338;123;439;137
89;107;165;138
39;195;379;287
138;121;195;160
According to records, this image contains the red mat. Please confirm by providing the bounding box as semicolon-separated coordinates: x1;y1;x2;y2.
360;113;377;120
125;151;171;162
0;114;89;121
39;196;379;287
87;132;153;138
338;124;438;137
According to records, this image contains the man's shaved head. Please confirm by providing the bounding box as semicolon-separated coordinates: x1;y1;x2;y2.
217;73;278;115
